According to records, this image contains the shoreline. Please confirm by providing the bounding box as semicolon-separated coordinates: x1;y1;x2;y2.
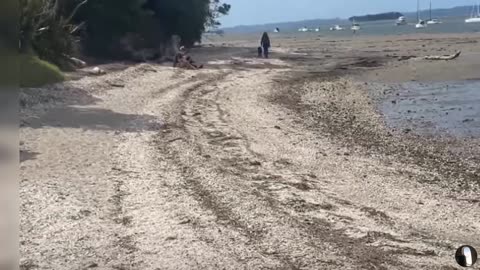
271;72;480;193
20;32;480;269
264;33;480;193
21;33;480;192
369;80;480;139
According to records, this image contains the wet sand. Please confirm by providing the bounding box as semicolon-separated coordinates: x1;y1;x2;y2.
379;80;480;138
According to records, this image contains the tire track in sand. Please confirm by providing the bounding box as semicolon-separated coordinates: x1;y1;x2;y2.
154;68;421;269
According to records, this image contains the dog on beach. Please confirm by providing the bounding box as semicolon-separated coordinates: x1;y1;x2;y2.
257;46;263;58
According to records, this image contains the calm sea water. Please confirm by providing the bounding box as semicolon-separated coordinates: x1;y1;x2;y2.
272;17;480;37
381;80;480;138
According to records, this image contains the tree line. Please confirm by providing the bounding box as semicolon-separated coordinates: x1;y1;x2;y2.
349;12;403;22
20;0;231;69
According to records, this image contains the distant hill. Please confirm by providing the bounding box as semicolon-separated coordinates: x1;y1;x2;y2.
221;18;348;34
404;5;471;19
349;12;403;22
222;5;473;33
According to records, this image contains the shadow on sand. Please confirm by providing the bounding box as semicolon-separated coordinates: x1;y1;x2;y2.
21;80;161;133
24;107;160;132
20;150;39;163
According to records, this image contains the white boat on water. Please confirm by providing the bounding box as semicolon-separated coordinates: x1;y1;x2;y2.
351;23;361;31
416;20;427;28
427;18;441;24
466;17;480;23
426;1;442;24
274;27;280;33
350;18;361;31
415;0;427;28
465;2;480;23
329;25;344;31
298;26;309;32
395;16;407;25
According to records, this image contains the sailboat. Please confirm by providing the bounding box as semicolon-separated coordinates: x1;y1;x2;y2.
329;25;344;31
415;0;427;28
351;19;361;31
298;26;309;32
426;1;442;24
465;2;480;23
395;16;407;26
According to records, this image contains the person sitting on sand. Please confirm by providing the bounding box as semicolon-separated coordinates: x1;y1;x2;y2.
173;46;204;70
260;32;271;59
185;55;203;69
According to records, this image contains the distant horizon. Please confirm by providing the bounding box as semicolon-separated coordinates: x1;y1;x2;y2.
220;1;475;28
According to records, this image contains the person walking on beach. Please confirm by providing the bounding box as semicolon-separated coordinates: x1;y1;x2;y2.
260;32;271;58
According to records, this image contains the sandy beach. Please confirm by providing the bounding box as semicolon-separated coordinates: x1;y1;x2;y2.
20;33;480;269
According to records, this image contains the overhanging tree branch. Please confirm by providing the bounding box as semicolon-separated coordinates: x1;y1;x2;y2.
66;0;88;24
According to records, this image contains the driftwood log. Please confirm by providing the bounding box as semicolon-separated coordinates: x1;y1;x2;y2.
68;56;87;68
424;51;461;60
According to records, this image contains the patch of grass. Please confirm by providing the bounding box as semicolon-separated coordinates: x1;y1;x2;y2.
20;54;64;88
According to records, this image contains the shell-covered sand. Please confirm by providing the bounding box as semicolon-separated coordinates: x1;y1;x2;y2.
20;33;480;269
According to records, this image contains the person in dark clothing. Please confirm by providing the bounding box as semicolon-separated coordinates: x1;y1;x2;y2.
260;32;271;58
173;46;203;69
173;52;183;67
186;56;203;69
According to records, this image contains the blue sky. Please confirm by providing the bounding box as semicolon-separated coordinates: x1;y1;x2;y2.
220;0;474;27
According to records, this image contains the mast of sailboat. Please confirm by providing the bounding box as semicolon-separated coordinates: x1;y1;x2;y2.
477;1;480;17
429;0;432;21
471;2;479;18
417;0;420;21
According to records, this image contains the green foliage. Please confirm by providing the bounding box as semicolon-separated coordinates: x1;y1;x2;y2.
32;17;77;68
19;0;231;64
146;0;231;46
75;0;153;58
152;0;208;46
0;0;19;52
349;12;403;22
207;0;232;28
20;0;82;68
20;54;64;87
